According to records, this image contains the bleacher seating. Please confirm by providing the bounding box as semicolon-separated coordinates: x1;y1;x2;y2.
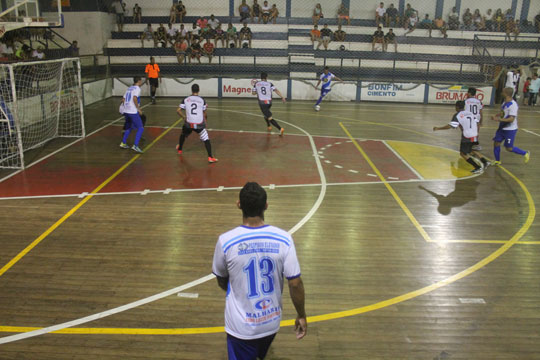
105;13;540;84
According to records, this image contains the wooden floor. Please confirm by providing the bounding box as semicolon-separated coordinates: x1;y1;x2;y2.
1;97;539;359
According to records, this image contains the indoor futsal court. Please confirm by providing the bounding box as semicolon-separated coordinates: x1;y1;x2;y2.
0;97;539;359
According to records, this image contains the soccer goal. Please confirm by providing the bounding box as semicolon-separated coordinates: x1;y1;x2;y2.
0;58;85;169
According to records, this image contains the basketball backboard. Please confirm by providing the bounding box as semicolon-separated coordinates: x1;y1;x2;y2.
0;0;62;38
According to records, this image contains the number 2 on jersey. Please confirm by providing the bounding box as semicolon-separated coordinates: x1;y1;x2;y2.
190;103;198;115
244;257;275;298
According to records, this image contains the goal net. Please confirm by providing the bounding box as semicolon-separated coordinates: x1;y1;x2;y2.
0;58;85;169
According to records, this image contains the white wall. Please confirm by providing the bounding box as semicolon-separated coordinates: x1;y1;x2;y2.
529;0;540;22
53;12;115;55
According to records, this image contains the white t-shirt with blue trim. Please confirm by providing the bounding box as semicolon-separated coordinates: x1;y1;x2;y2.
212;224;301;340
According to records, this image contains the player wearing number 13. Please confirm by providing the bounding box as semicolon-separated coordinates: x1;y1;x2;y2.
213;182;307;360
433;100;491;174
176;84;218;163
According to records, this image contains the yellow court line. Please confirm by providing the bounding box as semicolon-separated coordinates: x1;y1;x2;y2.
0;118;184;278
339;122;432;242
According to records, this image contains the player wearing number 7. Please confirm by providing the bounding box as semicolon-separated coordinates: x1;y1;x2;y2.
252;72;286;136
176;83;218;163
212;182;307;360
433;100;491;174
490;87;530;165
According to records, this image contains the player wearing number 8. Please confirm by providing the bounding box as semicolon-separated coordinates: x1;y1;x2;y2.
212;182;307;360
252;72;286;136
433;100;491;174
176;84;218;163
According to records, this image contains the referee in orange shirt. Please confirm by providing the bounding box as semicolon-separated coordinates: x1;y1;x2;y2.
145;56;161;104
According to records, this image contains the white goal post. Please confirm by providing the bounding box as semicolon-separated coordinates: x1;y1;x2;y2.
0;58;85;169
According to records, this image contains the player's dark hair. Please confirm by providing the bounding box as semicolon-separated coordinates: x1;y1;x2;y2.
239;182;267;219
456;100;465;110
133;76;141;84
192;84;200;93
324;66;329;70
467;87;477;96
261;72;268;80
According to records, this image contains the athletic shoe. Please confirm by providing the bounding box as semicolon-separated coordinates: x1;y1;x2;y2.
177;150;182;155
119;142;129;149
279;128;284;136
524;151;530;163
151;98;156;105
208;157;218;163
175;144;182;154
471;168;483;174
483;161;492;168
267;126;272;132
492;160;502;166
131;145;144;153
472;144;482;151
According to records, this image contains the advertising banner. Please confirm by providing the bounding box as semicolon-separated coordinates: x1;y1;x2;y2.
113;78;219;97
360;83;425;103
221;78;288;98
428;85;493;105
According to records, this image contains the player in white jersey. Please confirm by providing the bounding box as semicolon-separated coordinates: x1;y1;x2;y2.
213;182;307;359
434;100;491;174
490;87;530;164
119;77;145;153
464;87;483;151
176;84;218;163
252;72;286;136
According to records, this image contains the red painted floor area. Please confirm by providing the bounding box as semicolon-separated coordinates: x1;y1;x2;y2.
0;127;420;198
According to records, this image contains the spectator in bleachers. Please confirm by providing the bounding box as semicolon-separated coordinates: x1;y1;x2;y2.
15;44;30;60
505;19;520;41
133;3;142;24
473;9;485;31
337;3;350;26
239;23;253;48
190;23;200;44
197;16;208;29
208;15;220;30
227;23;239;48
404;11;419;35
252;0;261;23
239;0;252;23
334;25;346;41
141;23;157;48
317;24;332;50
403;4;417;29
200;25;211;41
433;17;448;38
174;38;188;64
462;8;473;30
112;0;125;32
261;1;272;24
372;25;384;51
384;28;397;52
170;4;178;24
203;38;215;63
386;4;399;27
156;23;167;47
535;12;540;33
177;2;187;23
178;24;189;44
494;9;504;32
0;41;14;60
214;24;226;47
189;39;202;63
312;3;324;25
418;14;432;37
448;6;459;30
310;25;321;45
167;23;178;47
270;4;279;24
375;2;386;26
31;46;45;60
68;41;79;57
484;9;494;31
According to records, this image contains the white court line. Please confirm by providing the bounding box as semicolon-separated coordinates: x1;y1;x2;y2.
0;110;328;345
381;140;425;181
0;103;151;184
522;128;540;137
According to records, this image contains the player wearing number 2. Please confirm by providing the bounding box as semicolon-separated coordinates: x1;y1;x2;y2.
464;87;483;151
213;182;307;360
176;84;218;163
252;72;286;136
433;100;491;174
